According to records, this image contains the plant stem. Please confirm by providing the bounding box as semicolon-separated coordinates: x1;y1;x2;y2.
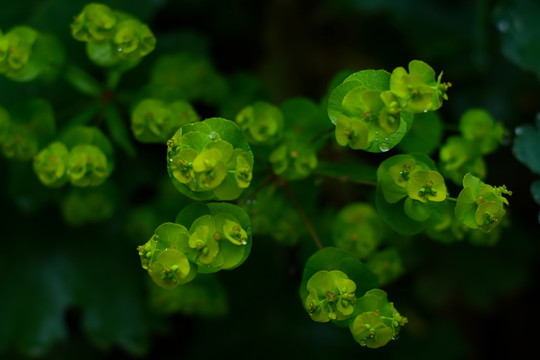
447;196;458;202
311;126;335;144
106;70;123;90
280;178;323;250
238;174;273;207
313;172;377;186
63;64;102;97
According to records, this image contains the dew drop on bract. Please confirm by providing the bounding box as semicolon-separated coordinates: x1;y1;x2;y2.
209;131;218;140
378;142;390;152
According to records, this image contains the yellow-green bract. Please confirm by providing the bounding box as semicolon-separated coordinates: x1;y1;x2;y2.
167;117;254;201
455;173;511;233
375;153;448;235
349;289;407;348
71;3;156;69
131;98;199;143
305;270;357;322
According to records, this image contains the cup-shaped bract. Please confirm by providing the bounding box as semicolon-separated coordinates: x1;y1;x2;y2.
376;153;448;235
304;270;357;323
327;69;414;153
72;3;156;69
455;173;511;233
366;248;403;286
33;142;70;187
167;118;254;201
137;222;198;289
67;144;110;187
113;19;156;61
459;108;505;155
269;136;317;180
378;154;431;204
406;169;447;203
187;213;249;272
131;99;173;143
0;26;36;80
335;115;369;150
350;289;407;348
59;125;115;186
389;60;450;113
175;203;252;274
332;203;386;259
149;52;228;105
61;184;116;226
235;101;284;145
439;135;486;185
71;3;117;43
131;99;198;144
1;98;55;161
2;124;38;161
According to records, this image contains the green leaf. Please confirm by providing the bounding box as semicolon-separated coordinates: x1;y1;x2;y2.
494;0;540;79
513;114;540;175
531;180;540;223
63;65;102;97
397;111;443;155
104;105;136;157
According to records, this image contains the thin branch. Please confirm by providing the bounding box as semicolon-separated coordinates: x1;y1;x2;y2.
311;126;335;144
313;172;377;187
238;174;274;207
280;178;323;250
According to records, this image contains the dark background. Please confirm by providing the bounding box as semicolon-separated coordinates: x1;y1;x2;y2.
1;0;539;359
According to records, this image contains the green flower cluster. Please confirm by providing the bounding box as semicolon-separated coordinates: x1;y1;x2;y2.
365;248;403;286
34;142;111;187
389;60;450;114
335;86;399;150
71;3;156;68
61;185;115;226
269;135;317;180
0;26;37;80
455;173;511;233
305;270;357;322
331;203;386;259
378;154;447;223
329;60;449;153
137;211;250;288
0;25;63;82
167;118;254;201
33;126;114;188
439;108;506;184
235;101;284;145
349;289;407;348
0;99;55;161
131;98;199;143
244;186;306;246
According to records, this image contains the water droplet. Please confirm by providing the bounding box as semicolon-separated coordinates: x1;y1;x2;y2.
514;127;523;136
423;109;428;113
378;142;390;152
209;131;218;140
498;20;509;33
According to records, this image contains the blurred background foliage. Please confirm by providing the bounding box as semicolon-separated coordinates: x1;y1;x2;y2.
1;0;540;359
